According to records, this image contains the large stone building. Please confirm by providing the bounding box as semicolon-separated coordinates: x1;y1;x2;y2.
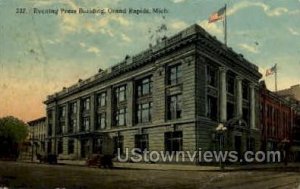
44;24;262;162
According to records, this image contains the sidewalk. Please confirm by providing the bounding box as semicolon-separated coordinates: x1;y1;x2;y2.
57;159;300;171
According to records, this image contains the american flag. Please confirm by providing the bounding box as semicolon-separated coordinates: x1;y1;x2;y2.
208;6;226;23
265;64;277;77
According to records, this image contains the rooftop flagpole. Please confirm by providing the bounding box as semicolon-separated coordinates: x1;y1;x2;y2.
275;63;278;92
224;4;227;46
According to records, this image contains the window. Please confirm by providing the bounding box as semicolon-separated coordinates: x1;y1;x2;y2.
168;64;182;85
137;102;152;124
226;74;235;94
243;108;249;125
81;117;90;132
113;136;124;155
115;108;127;126
242;81;249;100
56;123;63;135
93;138;103;154
68;140;74;154
207;65;217;87
97;92;106;107
165;131;182;153
207;96;217;121
59;106;66;118
135;134;149;152
115;85;126;102
47;140;52;153
137;77;153;97
83;98;90;111
69;119;76;133
227;102;234;120
57;139;63;154
167;94;182;120
48;124;52;136
70;102;77;114
96;113;106;130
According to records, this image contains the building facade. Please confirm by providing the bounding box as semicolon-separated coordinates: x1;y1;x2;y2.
27;117;47;157
44;24;262;162
259;82;295;151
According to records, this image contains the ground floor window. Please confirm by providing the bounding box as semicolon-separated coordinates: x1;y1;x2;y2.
135;134;149;153
247;137;255;151
164;131;183;153
93;138;103;154
207;96;218;121
113;136;124;155
68;139;74;154
47;141;52;153
57;139;63;154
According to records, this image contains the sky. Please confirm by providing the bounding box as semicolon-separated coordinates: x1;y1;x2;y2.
0;0;299;122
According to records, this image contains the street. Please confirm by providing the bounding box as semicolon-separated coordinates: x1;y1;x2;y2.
0;161;300;189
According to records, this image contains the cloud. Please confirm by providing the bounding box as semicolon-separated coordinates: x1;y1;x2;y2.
171;0;187;3
79;42;86;48
121;33;132;43
169;20;188;30
238;43;259;54
288;27;300;36
87;47;101;54
227;1;289;17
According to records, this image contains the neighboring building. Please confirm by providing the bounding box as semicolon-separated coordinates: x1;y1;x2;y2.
44;24;262;162
27;117;47;156
277;84;300;101
259;82;300;161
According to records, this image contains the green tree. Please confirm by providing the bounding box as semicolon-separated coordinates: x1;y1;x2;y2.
0;116;28;158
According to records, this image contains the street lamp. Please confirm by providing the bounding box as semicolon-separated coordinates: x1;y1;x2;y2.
216;123;227;170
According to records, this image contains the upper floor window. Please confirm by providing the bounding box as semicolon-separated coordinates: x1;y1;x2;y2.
168;64;182;85
83;98;90;111
207;96;217;121
115;85;126;103
96;113;106;130
97;92;106;107
70;102;77;114
167;94;182;120
137;76;153;97
81;117;90;132
137;102;152;124
207;65;217;87
226;74;235;94
115;108;127;126
59;106;66;118
242;81;249;100
69;119;76;133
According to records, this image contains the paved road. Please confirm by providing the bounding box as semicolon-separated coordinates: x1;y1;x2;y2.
0;161;300;189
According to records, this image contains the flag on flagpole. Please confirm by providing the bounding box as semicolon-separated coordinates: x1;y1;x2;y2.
265;64;277;77
208;6;226;23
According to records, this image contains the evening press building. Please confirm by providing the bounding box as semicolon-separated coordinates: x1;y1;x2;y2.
44;24;262;161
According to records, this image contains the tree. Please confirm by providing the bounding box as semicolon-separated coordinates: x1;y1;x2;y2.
0;116;28;159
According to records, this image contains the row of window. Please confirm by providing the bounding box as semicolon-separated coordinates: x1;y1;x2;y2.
57;131;184;156
207;65;250;100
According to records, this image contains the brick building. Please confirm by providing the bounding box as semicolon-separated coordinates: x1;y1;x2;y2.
44;24;262;162
259;82;297;154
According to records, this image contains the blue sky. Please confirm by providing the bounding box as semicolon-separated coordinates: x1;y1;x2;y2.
0;0;299;121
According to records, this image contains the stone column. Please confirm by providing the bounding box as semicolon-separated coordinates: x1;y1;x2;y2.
250;84;256;129
52;105;58;154
127;81;134;127
76;99;81;133
90;93;96;131
236;76;243;117
219;67;227;123
65;103;69;134
106;87;112;129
